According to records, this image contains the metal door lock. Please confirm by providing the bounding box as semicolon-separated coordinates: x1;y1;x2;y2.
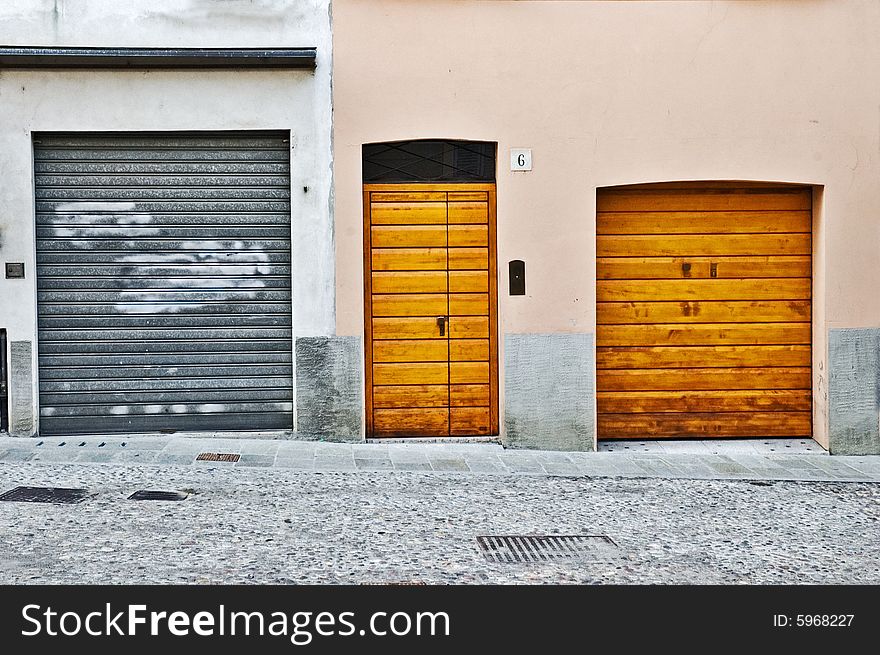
436;316;448;336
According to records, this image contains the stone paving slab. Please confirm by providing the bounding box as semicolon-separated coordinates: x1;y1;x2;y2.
354;458;393;471
275;458;315;470
315;455;356;471
429;458;470;472
0;449;36;462
839;458;880;476
0;435;878;483
352;445;390;458
74;451;116;463
238;441;281;455
276;446;316;460
111;451;157;464
541;462;581;476
462;460;507;473
153;453;198;466
392;462;433;472
237;454;276;468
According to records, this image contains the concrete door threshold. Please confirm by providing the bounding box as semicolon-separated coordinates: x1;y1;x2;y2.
25;429;296;441
597;438;827;456
366;436;502;445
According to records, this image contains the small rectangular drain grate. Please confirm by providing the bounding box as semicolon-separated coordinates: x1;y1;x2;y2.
360;581;427;586
0;486;89;504
195;452;240;463
477;535;618;563
128;490;188;501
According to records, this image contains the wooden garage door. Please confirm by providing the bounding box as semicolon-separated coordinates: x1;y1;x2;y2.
596;183;812;439
364;183;498;437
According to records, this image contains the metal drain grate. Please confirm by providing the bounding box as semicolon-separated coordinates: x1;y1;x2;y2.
0;486;89;504
477;535;618;563
128;490;189;501
195;452;240;463
360;581;427;586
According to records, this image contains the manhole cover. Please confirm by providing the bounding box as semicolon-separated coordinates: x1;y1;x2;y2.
128;490;189;501
476;535;618;563
196;452;240;463
0;486;89;504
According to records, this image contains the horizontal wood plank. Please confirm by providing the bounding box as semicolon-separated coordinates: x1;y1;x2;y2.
449;247;488;269
597;300;811;324
597;234;811;257
597;256;811;279
447;191;487;201
597;210;811;234
596;389;811;414
370;201;447;224
596;345;811;369
373;385;448;408
373;362;448;385
449;293;489;315
371;293;448;317
371;192;446;202
449;271;488;292
449;339;489;361
598;411;812;438
372;271;447;294
450;407;490;435
371;225;446;247
603;182;810;191
597;279;811;302
373;407;449;436
450;384;490;407
448;202;488;224
597;367;811;391
372;248;446;271
449;316;489;338
450;361;490;384
597;323;811;346
373;317;447;339
373;340;448;363
596;189;811;212
448;224;489;246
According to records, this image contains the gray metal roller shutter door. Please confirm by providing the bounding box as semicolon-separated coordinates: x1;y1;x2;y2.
34;132;293;435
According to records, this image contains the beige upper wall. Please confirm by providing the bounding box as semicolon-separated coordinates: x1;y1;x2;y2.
332;0;880;336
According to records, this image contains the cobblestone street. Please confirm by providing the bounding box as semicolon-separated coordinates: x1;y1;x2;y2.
1;455;878;585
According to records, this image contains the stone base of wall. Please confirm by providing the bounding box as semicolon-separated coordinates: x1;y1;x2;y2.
503;333;594;452
295;336;362;441
829;328;880;455
10;340;34;437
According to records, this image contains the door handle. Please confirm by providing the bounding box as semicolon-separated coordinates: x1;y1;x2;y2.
436;316;448;337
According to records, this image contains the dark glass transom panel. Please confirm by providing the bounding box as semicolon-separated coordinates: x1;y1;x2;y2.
363;140;495;183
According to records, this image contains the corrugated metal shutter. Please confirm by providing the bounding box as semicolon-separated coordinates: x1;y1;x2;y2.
34;132;293;435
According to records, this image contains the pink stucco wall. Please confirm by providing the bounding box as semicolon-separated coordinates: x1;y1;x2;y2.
332;0;880;447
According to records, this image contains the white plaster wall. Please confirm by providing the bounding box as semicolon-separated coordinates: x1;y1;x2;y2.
0;0;334;434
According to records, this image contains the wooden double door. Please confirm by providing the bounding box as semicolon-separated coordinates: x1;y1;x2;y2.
364;183;498;437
